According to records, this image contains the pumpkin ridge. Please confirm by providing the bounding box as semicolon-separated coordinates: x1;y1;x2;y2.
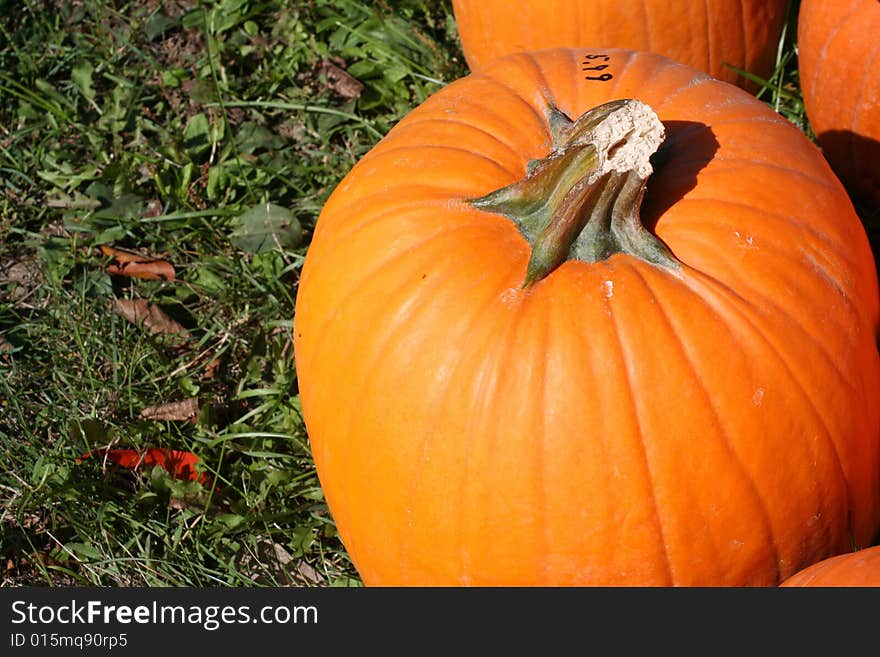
391;117;523;164
366;143;521;180
310;256;458;573
320;196;450;241
647;66;715;114
336;237;524;585
606;263;675;585
701;0;713;75
442;263;528;586
554;268;620;581
672;228;864;403
737;0;747;83
534;291;553;584
429;277;528;585
668;211;857;313
666;222;862;354
319;190;483;237
381;85;550;173
707;155;840;193
806;1;862;111
450;293;520;585
382;96;540;163
630;263;782;583
670;196;860;275
467;71;554;144
642;0;655;58
505;50;560;114
849;35;880;163
664;206;842;278
798;0;880;205
695;114;792;130
304;221;513;382
682;269;855;549
561;48;588;115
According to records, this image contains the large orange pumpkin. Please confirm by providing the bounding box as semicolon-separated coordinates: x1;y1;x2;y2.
780;545;880;587
293;48;880;586
797;0;880;206
451;0;788;88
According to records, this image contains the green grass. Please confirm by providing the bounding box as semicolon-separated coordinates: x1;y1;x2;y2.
0;0;464;586
0;0;870;587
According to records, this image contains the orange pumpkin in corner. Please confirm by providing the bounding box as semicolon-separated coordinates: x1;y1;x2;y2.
293;48;880;586
451;0;788;89
797;0;880;206
781;545;880;587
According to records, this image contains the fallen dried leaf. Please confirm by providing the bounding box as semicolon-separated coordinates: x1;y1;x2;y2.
100;245;176;281
317;59;364;100
108;260;175;281
113;299;188;336
202;358;221;380
143;199;164;218
139;398;199;422
293;559;325;586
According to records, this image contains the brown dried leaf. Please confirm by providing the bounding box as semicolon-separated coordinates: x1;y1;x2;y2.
108;260;176;280
100;245;176;281
202;358;221;380
113;299;188;336
144;199;164;218
317;60;364;100
138;398;199;422
99;245;154;264
292;559;325;586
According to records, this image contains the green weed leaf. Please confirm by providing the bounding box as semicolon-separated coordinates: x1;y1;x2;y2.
230;203;303;253
183;112;212;159
71;61;95;100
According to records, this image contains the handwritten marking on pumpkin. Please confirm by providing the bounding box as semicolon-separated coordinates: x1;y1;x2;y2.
582;54;613;82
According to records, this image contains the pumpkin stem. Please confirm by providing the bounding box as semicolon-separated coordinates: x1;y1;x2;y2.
471;99;678;287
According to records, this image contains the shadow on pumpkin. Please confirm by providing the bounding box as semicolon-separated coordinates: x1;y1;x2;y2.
816;130;880;215
816;131;880;297
641;120;719;234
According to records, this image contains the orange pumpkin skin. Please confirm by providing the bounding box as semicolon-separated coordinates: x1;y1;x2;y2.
451;0;788;88
293;49;880;586
798;0;880;206
780;546;880;587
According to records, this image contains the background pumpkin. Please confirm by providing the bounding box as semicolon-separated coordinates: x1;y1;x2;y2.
797;0;880;207
293;48;880;586
780;545;880;586
450;0;788;88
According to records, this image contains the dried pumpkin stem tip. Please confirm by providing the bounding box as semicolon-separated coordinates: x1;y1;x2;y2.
471;99;679;287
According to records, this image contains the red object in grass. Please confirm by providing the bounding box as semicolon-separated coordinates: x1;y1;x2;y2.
81;448;210;484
